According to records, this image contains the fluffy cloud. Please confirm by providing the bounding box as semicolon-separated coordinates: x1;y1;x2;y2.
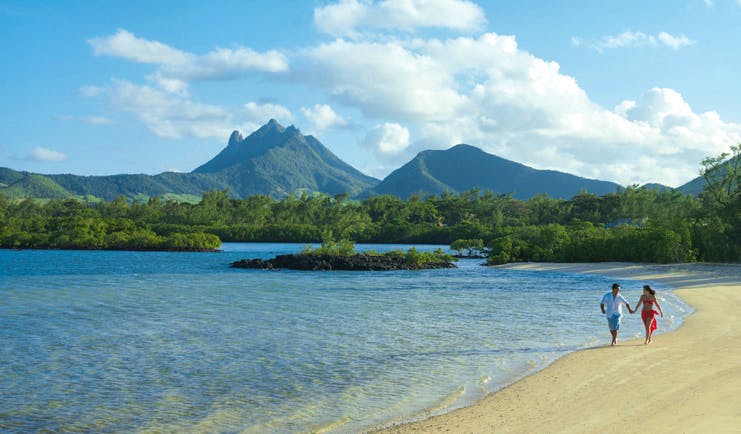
28;147;67;162
363;123;410;154
305;39;467;121
314;0;486;36
89;29;288;88
106;79;293;141
108;79;226;139
243;102;293;125
572;30;695;52
301;104;348;130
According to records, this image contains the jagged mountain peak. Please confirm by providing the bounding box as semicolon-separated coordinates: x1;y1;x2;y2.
228;130;244;145
190;119;378;196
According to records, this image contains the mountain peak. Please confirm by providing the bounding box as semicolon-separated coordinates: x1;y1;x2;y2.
228;130;244;145
260;118;286;134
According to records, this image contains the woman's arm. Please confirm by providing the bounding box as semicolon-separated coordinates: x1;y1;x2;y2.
655;298;663;317
631;297;643;314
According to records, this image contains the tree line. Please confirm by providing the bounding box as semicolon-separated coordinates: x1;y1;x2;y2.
1;146;738;262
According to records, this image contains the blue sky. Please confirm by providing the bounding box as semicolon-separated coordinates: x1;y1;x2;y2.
1;0;740;187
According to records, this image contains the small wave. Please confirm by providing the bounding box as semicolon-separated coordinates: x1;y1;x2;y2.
425;386;466;416
312;416;352;433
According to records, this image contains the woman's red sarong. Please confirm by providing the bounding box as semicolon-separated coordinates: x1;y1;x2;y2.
641;309;659;333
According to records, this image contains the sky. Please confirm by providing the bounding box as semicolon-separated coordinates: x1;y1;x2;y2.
1;0;740;188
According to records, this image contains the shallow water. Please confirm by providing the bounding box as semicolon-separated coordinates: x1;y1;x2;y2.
0;243;691;433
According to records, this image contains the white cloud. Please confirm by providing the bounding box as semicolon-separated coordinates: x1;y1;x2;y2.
89;29;190;65
108;79;234;139
301;104;348;130
572;30;695;52
243;102;293;125
305;39;467;121
315;0;486;36
657;32;695;50
54;114;113;124
363;123;410;155
147;73;189;95
84;116;112;125
88;29;288;88
28;147;67;162
78;85;104;98
105;79;293;141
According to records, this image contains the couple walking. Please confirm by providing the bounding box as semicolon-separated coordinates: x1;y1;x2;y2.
600;283;663;345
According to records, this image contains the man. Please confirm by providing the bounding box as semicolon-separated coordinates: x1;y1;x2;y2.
600;283;632;346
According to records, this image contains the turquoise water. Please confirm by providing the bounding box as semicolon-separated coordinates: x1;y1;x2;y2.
0;243;691;433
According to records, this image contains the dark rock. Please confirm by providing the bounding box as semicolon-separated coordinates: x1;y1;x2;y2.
230;253;456;271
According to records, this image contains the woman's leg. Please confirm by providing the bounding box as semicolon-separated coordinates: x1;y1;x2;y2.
643;315;652;344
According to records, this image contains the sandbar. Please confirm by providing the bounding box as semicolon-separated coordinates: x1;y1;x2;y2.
376;262;741;434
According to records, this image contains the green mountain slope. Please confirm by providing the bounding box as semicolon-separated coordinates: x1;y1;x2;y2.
0;169;72;199
371;144;621;199
194;119;379;197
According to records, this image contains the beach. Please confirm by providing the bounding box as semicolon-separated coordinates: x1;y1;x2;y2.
377;262;741;434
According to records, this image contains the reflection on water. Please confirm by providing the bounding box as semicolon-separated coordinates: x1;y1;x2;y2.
0;244;691;433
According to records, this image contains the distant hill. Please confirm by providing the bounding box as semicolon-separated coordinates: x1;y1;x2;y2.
677;173;709;196
193;119;379;197
641;183;674;192
370;144;621;199
0;169;72;199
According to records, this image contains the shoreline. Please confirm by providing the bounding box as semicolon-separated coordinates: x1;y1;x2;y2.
375;262;741;434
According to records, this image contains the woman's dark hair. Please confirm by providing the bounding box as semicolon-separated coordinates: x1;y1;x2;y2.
643;285;656;295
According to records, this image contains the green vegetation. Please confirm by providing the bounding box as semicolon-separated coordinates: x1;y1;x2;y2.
400;247;454;267
1;147;738;262
301;238;358;256
0;195;220;251
451;238;485;256
299;237;454;267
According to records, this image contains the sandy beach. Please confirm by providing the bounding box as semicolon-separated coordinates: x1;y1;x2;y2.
377;262;741;434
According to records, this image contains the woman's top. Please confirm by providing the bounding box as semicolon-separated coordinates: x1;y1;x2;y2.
641;295;655;310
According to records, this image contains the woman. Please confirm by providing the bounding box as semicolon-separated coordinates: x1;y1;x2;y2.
631;285;664;344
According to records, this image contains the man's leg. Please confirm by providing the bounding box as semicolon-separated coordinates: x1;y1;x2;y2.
610;329;617;345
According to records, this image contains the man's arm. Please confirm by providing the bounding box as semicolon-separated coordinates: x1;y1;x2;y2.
600;303;606;314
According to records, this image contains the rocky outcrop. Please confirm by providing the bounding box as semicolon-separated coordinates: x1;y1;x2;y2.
231;253;456;271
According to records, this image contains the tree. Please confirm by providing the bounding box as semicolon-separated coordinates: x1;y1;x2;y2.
450;238;484;256
700;144;740;208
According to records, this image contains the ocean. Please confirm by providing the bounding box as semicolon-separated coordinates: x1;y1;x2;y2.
0;243;691;433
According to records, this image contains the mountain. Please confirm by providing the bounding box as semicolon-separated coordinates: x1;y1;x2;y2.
370;144;621;199
193;119;378;197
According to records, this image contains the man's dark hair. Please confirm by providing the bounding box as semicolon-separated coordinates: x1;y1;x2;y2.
612;283;620;290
